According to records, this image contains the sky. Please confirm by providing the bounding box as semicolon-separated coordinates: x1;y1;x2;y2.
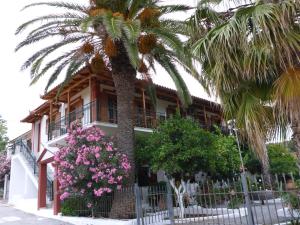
0;0;220;140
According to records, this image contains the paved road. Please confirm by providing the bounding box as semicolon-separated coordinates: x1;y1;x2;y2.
166;204;295;225
0;202;73;225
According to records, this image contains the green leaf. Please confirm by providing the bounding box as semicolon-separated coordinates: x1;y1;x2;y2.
122;37;140;69
102;14;123;40
122;20;141;43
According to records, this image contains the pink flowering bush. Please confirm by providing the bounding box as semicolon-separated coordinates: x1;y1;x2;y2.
54;121;131;212
0;151;10;182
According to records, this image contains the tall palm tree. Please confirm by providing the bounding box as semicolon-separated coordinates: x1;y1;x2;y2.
16;0;196;183
189;0;299;182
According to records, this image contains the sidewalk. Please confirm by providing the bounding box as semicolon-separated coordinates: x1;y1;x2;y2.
9;199;135;225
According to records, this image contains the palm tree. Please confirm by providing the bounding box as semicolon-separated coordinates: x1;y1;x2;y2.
189;0;300;182
16;0;197;183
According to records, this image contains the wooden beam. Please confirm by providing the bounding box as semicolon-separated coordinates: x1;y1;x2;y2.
49;101;53;123
40;156;54;164
176;98;180;109
141;88;147;127
67;90;70;125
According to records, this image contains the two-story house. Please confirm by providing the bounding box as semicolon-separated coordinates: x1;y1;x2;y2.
8;67;223;215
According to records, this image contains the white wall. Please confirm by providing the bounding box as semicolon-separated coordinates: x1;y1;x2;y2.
156;99;175;116
70;86;90;105
8;152;38;204
40;115;48;150
32;120;41;154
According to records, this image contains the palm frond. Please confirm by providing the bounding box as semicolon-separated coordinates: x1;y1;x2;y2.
122;37;140;69
49;56;86;93
22;2;88;13
159;5;194;14
21;36;83;71
122;20;141;43
30;50;78;85
102;14;124;40
149;27;184;54
160;20;189;36
154;48;192;107
15;13;85;35
128;0;146;19
27;20;82;38
273;68;300;118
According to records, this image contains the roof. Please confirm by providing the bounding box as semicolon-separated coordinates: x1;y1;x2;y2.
21;102;50;123
9;130;32;143
22;68;220;123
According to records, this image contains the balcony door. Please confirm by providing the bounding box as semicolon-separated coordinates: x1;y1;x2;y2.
108;96;117;124
135;101;155;128
67;97;83;125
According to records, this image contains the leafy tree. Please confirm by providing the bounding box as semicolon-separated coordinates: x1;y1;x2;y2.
136;115;240;178
0;116;8;151
16;0;197;182
188;0;300;183
140;114;240;218
211;128;241;178
143;114;215;178
244;143;298;175
268;144;298;175
54;122;131;217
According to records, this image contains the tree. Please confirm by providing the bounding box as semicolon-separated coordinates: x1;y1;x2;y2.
54;121;131;217
268;144;298;175
142;114;240;218
0;116;8;151
139;115;241;178
245;143;298;175
188;0;300;183
16;0;197;182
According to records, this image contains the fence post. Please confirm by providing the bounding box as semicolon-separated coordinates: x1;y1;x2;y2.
166;181;175;225
134;184;143;225
3;174;9;200
241;173;255;225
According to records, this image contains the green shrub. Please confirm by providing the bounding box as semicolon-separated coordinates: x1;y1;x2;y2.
61;197;89;217
282;192;300;209
289;219;300;225
227;196;243;209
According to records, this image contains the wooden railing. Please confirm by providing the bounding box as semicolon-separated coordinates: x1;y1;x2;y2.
48;101;167;141
48;100;226;141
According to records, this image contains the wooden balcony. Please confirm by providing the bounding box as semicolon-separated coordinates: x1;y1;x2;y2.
48;100;167;141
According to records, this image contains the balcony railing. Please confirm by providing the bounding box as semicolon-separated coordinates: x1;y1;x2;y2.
48;101;167;141
48;100;226;141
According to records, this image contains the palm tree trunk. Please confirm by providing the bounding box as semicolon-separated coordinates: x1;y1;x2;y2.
260;145;271;187
109;43;137;219
291;117;300;173
111;42;136;184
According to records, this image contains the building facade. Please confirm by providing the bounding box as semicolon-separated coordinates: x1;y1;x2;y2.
9;68;223;214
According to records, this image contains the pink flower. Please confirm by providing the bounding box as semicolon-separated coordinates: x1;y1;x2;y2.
94;188;104;197
106;145;113;152
54;123;130;204
60;192;70;200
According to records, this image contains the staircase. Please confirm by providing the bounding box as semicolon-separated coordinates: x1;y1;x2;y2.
11;140;54;202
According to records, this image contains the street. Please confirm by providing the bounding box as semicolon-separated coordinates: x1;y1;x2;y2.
0;202;73;225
